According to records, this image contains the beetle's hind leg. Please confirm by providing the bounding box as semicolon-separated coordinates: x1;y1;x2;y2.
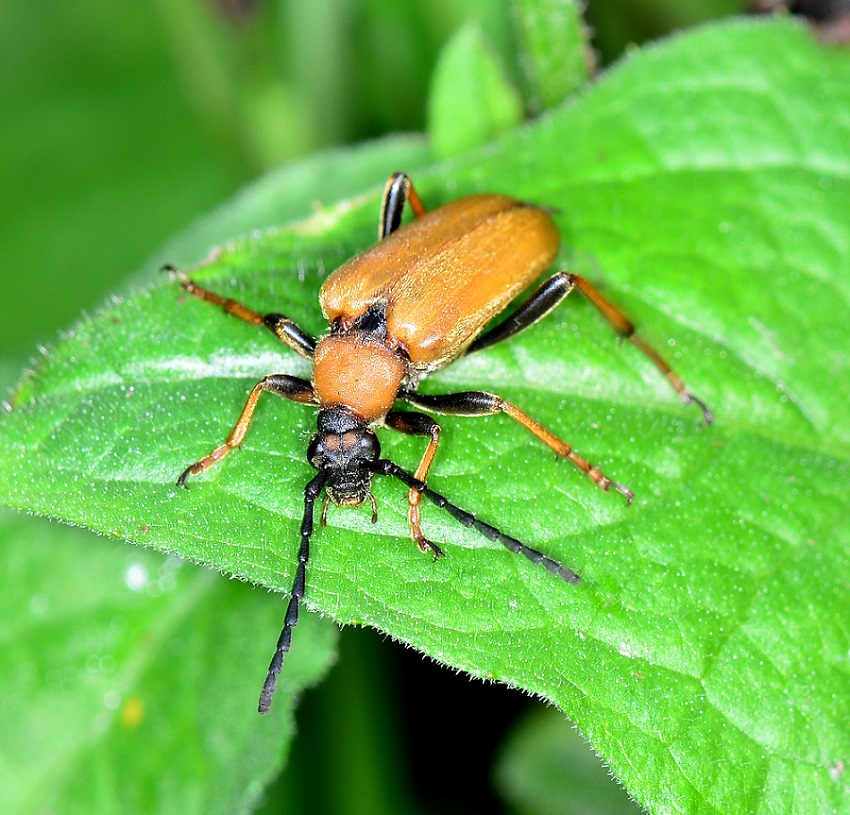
379;173;427;239
163;265;317;360
466;271;712;424
385;410;445;558
398;390;634;503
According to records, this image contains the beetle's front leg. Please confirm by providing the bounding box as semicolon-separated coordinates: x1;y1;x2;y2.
178;374;317;487
385;410;444;558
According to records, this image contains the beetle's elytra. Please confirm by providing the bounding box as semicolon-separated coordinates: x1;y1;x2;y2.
167;172;712;714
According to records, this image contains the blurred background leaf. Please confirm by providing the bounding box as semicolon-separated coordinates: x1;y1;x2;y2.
495;707;645;815
0;507;337;815
0;0;764;356
427;21;525;158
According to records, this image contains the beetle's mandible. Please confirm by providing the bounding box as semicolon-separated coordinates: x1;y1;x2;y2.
167;172;712;713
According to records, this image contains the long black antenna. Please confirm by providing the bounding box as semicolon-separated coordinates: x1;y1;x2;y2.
259;469;328;714
371;459;581;585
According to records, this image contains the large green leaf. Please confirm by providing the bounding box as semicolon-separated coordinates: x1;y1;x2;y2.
2;18;849;815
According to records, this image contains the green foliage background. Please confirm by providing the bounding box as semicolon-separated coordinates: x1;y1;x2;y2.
2;2;848;815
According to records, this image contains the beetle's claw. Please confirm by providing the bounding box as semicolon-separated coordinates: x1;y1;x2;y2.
680;389;713;425
692;393;714;426
614;481;634;505
416;535;444;560
161;263;190;286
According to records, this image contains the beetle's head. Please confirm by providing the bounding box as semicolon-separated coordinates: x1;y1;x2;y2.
308;407;380;507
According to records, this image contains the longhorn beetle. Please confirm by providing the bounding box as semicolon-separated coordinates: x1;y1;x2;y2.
168;172;712;713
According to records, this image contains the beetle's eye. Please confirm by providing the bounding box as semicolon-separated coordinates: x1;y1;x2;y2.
360;431;380;460
306;435;323;469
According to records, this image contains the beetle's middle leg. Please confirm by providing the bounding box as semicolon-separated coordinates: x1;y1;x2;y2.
398;389;634;502
164;265;317;360
385;409;444;558
466;271;712;423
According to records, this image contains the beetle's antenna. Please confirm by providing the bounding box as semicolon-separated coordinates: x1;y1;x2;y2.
259;469;328;715
370;460;580;585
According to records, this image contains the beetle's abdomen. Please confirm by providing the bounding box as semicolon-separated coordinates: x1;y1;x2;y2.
312;334;406;423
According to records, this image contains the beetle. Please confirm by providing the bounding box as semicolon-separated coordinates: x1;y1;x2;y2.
168;172;712;713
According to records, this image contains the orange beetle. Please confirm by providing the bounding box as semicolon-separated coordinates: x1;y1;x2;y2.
168;173;711;713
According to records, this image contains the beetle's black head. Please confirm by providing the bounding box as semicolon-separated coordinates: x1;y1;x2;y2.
308;407;381;506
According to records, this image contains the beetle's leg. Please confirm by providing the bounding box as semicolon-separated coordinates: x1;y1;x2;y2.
371;459;580;585
569;274;713;423
177;374;316;487
398;389;634;502
259;468;328;714
467;271;712;424
466;272;572;355
385;410;444;558
164;265;317;360
379;172;427;239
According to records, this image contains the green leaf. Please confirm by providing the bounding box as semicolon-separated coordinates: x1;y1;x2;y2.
427;22;525;159
2;18;849;815
511;0;591;111
0;510;336;815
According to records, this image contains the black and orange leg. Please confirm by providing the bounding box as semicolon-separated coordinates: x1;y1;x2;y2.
163;265;317;360
177;374;316;487
385;410;444;557
399;389;634;502
467;271;712;423
379;172;427;239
